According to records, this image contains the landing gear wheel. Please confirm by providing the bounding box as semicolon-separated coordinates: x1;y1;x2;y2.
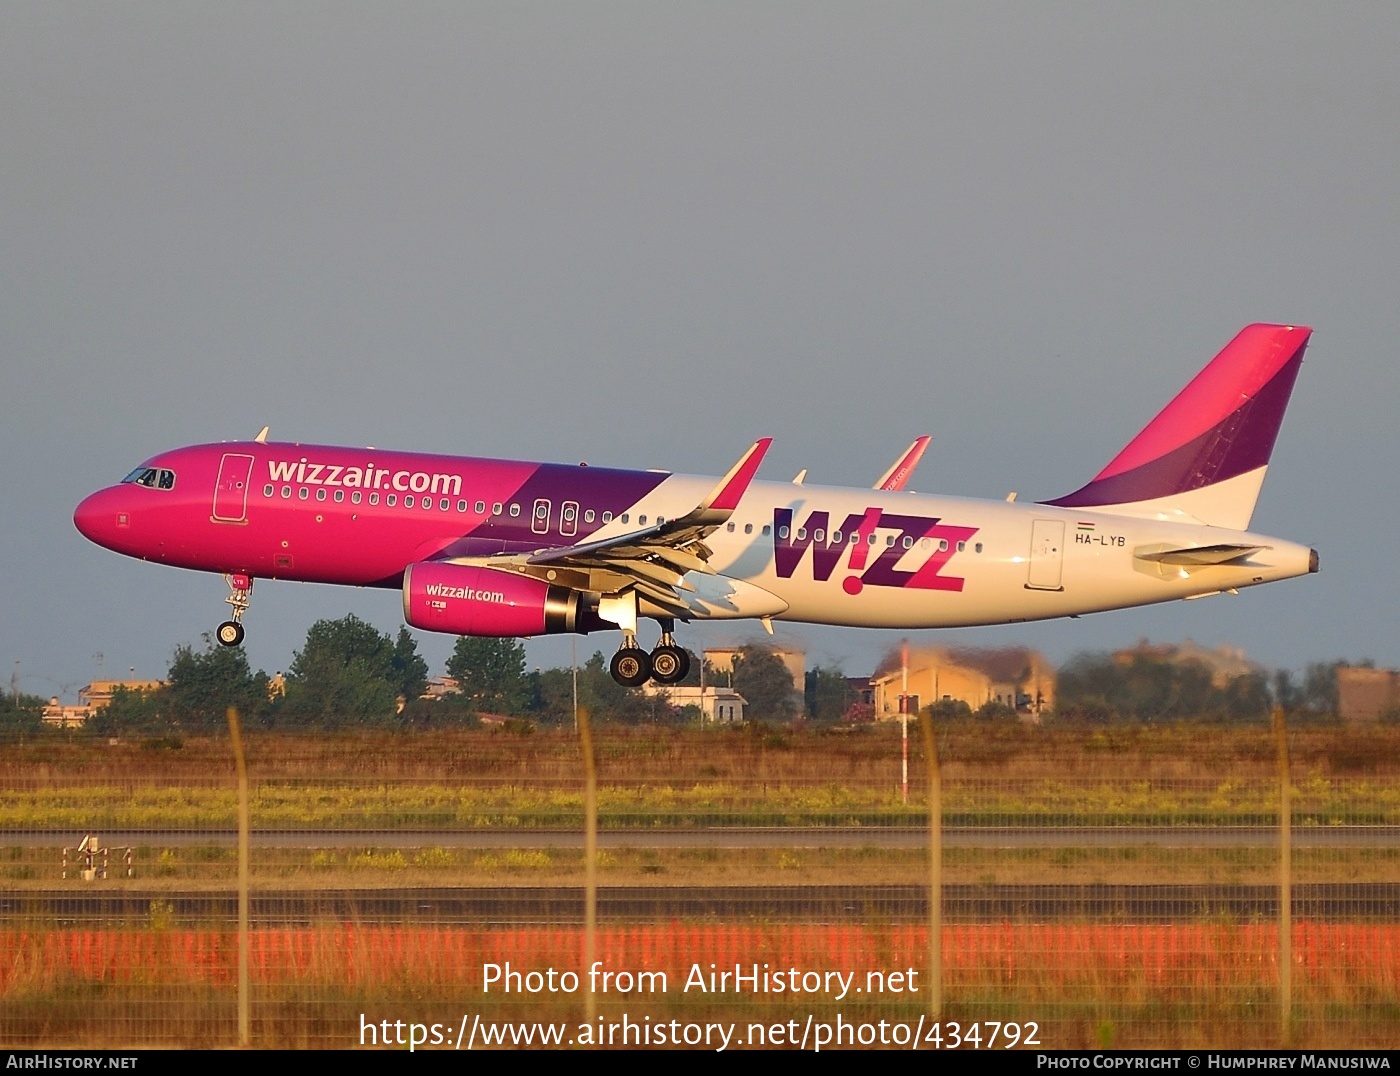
219;573;253;649
650;645;690;685
610;647;652;687
216;620;245;647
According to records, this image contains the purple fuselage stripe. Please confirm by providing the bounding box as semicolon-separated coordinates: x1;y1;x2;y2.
425;464;669;562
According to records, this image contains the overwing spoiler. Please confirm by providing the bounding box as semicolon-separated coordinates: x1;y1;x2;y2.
485;438;774;616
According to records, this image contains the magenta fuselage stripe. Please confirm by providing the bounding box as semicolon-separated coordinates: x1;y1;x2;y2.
78;443;670;586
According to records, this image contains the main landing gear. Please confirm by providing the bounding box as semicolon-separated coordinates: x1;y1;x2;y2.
608;619;692;687
215;573;253;647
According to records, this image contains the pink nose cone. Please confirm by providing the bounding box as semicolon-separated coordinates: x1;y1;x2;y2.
74;488;124;549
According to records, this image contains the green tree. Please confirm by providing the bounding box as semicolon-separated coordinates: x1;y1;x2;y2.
164;637;270;730
804;666;853;723
0;691;45;737
1300;661;1343;716
282;614;401;725
1222;671;1271;721
86;685;166;735
527;666;576;725
446;637;530;715
391;627;429;700
731;645;798;722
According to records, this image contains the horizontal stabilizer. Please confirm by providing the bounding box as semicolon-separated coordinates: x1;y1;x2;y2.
1134;543;1265;566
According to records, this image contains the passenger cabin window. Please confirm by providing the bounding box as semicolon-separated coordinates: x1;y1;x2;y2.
475;501;486;514
584;510;595;524
602;511;613;523
509;503;521;517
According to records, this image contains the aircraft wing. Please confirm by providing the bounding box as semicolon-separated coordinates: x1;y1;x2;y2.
486;438;773;616
874;435;931;491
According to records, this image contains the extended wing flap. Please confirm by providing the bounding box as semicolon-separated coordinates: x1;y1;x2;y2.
511;438;772;605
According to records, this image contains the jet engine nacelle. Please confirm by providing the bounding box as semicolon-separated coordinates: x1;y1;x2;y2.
402;562;590;637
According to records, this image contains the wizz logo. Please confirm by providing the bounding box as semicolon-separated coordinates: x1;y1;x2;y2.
773;507;977;594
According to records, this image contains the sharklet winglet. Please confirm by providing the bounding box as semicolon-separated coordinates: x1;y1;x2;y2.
700;437;773;514
874;435;932;491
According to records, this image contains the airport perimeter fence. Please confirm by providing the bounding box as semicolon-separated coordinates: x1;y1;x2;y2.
0;719;1397;1050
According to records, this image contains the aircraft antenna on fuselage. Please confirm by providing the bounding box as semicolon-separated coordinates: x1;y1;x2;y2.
254;426;269;444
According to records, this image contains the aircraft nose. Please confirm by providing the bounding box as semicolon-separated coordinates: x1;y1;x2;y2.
74;488;127;548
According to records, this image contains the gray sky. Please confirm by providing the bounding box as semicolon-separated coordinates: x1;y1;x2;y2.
5;3;1397;699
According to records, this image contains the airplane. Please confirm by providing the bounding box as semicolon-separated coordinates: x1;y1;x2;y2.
74;323;1318;687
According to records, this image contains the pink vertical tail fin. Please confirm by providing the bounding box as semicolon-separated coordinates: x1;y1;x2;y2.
1044;324;1311;529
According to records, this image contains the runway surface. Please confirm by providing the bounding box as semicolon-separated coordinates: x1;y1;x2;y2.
4;884;1397;925
7;826;1400;848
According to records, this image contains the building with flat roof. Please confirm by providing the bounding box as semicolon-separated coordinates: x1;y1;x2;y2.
870;646;1054;720
1338;666;1400;724
643;684;747;724
40;680;166;727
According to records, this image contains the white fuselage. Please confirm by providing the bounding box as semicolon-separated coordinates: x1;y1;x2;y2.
589;475;1314;629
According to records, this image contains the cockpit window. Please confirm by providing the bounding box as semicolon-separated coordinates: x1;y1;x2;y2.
122;467;176;490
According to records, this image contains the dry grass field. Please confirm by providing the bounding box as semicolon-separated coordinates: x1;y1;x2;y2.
3;720;1398;1048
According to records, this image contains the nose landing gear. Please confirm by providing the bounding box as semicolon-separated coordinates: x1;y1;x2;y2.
216;573;253;647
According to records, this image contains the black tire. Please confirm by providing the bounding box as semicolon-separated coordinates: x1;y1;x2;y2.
610;647;652;687
650;645;690;685
216;621;245;647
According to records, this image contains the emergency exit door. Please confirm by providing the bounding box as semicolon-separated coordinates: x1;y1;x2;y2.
1026;519;1065;590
